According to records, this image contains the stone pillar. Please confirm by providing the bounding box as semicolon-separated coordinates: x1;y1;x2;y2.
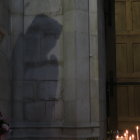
0;0;11;119
62;0;106;139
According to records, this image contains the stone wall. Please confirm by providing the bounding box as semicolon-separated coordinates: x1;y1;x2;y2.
4;0;106;139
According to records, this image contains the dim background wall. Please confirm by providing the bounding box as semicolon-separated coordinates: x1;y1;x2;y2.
0;0;106;139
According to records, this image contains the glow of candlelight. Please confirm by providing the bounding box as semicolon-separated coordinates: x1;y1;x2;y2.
132;134;134;140
129;136;132;140
136;126;139;140
125;130;129;140
116;135;119;140
124;133;127;140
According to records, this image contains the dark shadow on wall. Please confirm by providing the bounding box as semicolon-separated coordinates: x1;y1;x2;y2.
12;14;62;132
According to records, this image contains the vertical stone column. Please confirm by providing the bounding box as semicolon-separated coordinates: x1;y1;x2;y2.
63;0;90;124
63;0;106;139
0;0;11;119
89;0;106;139
10;0;24;122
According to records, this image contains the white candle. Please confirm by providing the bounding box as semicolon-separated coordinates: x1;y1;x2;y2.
124;133;127;140
129;136;132;140
126;130;129;140
132;134;134;140
136;126;139;140
116;135;119;140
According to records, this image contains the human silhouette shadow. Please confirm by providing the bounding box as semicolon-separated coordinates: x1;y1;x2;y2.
12;14;62;125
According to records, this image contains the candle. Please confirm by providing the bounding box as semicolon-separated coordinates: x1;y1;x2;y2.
121;136;124;140
116;135;120;140
126;130;129;140
124;133;127;140
132;134;134;140
136;126;139;140
129;136;132;140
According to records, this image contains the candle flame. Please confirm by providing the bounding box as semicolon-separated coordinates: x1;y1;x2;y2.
116;135;119;139
136;126;139;130
132;134;134;138
126;130;129;134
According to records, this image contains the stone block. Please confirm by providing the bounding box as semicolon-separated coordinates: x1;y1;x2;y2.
45;101;56;121
25;101;46;121
91;96;100;122
1;35;12;59
11;34;20;48
0;2;10;32
23;34;41;63
63;0;75;11
89;0;97;13
24;0;62;16
75;0;88;11
11;0;23;14
75;33;90;100
90;35;99;81
89;13;98;35
64;0;88;11
38;81;61;100
23;81;35;100
76;100;90;123
13;101;24;121
13;35;24;80
63;11;75;32
0;53;10;81
64;101;77;123
24;63;59;81
76;11;88;33
51;100;63;121
13;81;23;101
13;81;37;101
0;100;10;120
0;80;10;100
63;32;78;101
11;15;23;35
64;10;88;33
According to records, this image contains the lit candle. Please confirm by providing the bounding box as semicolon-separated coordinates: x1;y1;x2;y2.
136;126;139;140
129;136;132;140
126;130;129;140
124;133;127;140
132;134;134;140
116;135;119;140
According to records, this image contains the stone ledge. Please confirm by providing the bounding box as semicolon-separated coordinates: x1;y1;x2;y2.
10;123;100;139
11;122;100;128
